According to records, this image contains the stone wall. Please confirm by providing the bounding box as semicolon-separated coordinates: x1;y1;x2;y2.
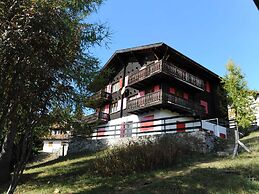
67;131;219;155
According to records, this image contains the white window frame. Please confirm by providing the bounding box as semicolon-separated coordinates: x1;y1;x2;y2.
112;82;120;93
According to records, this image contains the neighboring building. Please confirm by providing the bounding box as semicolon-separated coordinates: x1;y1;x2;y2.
85;43;228;139
42;129;71;156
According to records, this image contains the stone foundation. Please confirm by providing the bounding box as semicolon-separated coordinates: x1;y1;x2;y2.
67;131;219;155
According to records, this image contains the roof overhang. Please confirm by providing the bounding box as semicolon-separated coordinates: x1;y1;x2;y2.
254;0;259;9
102;42;221;81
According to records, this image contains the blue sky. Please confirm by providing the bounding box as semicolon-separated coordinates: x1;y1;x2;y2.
89;0;259;90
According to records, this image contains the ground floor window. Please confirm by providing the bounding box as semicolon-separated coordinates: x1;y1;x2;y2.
48;142;53;147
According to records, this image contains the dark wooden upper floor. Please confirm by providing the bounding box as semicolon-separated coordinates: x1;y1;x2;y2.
128;60;205;91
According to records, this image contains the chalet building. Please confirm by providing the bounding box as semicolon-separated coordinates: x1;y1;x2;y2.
85;43;228;139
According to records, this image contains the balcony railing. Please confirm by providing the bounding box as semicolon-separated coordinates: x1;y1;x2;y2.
127;90;163;111
128;60;205;90
86;90;111;108
85;112;110;124
127;90;205;115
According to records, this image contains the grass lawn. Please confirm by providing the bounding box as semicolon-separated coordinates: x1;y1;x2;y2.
1;131;259;194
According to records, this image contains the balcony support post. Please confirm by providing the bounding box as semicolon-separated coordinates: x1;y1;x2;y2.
117;55;127;118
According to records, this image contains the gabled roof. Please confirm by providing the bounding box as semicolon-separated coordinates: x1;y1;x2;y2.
102;42;164;70
102;42;221;81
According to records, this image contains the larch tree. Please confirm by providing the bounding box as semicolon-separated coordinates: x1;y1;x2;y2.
221;60;256;157
0;0;109;193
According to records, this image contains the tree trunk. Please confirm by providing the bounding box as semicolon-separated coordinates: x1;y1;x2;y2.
7;130;32;194
232;128;239;158
0;127;16;183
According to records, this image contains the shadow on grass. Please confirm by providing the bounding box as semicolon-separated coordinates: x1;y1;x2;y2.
17;132;259;193
26;151;100;170
78;165;259;194
19;153;224;193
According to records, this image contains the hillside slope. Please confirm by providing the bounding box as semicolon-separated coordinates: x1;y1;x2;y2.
1;131;259;194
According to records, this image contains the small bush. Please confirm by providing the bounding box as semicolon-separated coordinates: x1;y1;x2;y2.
92;134;202;176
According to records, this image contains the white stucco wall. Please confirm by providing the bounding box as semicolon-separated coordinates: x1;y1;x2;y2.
92;109;198;139
43;140;69;156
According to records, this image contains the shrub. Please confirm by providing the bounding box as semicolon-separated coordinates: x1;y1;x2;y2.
91;134;202;176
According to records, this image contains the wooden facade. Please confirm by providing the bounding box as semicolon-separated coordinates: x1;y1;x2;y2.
85;43;227;124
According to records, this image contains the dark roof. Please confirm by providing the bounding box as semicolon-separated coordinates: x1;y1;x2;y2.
254;0;259;10
102;42;221;80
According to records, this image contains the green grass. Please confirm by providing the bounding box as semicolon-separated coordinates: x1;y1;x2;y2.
2;131;259;194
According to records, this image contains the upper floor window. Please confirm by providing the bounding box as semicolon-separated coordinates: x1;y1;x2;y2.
112;82;120;93
110;101;120;113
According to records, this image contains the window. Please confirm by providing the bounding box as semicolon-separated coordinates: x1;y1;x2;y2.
48;142;53;147
200;100;208;114
205;81;211;92
183;92;189;100
110;101;121;113
169;87;176;94
112;82;120;93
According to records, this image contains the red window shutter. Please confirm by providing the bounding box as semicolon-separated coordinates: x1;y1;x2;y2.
97;128;105;137
200;100;208;114
169;87;176;94
140;115;154;132
119;78;123;89
176;122;185;132
205;81;211;92
183;92;189;100
153;85;160;92
139;91;145;97
120;122;125;137
104;104;110;114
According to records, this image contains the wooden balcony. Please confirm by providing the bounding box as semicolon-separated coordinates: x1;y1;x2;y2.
85;90;111;108
127;90;205;116
84;112;110;124
128;60;205;91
